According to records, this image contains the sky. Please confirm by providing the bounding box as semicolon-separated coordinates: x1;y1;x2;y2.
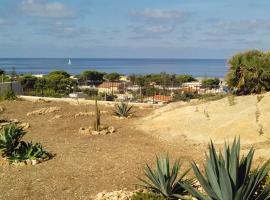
0;0;270;58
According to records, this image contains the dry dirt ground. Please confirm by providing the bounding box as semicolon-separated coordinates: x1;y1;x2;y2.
0;100;206;200
0;98;269;199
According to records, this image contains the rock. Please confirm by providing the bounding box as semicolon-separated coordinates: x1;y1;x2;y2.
19;122;30;130
31;160;39;165
100;110;109;114
10;119;19;123
79;127;91;135
75;112;94;118
51;115;62;120
99;130;109;135
94;190;134;200
0;106;4;112
91;131;100;135
27;107;61;116
108;126;116;133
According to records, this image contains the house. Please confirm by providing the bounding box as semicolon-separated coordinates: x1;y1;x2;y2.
98;82;126;94
143;95;173;104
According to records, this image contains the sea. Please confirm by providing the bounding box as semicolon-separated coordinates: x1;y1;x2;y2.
0;58;228;77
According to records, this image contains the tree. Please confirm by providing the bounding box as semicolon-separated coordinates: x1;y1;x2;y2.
19;75;38;92
175;74;196;85
201;78;220;89
0;69;4;76
80;70;104;83
226;50;270;95
104;73;121;81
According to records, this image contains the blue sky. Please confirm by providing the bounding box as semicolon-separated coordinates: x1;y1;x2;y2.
0;0;269;58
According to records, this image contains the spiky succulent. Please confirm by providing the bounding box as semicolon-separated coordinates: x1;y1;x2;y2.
0;124;25;157
9;141;52;161
182;138;270;200
114;102;133;118
139;155;193;199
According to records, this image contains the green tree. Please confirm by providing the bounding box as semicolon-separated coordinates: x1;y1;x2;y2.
104;72;121;81
19;75;37;92
227;50;270;95
175;74;196;85
80;70;104;83
201;78;220;89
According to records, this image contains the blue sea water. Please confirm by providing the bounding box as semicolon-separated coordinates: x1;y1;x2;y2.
0;58;228;77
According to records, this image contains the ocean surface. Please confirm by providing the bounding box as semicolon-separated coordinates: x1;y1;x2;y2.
0;58;228;77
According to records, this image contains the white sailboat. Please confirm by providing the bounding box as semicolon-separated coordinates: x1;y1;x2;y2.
68;59;72;65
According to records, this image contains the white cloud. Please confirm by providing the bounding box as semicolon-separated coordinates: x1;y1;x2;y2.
130;9;187;24
20;0;75;18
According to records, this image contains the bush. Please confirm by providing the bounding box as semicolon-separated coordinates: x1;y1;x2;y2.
114;102;133;118
226;50;270;95
9;141;52;161
139;155;193;199
0;124;25;157
0;124;52;163
131;192;165;200
182;138;270;200
3;89;17;100
173;92;200;102
201;78;220;89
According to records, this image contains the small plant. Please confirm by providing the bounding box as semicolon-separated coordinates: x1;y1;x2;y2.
0;124;25;157
114;102;133;118
93;99;101;131
204;109;210;120
195;107;199;112
258;124;264;135
9;141;52;161
139;155;193;199
0;124;52;164
255;107;261;123
227;94;236;106
182;138;270;200
3;89;17;100
257;95;264;103
131;192;165;200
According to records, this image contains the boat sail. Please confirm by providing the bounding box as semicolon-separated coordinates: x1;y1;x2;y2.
68;59;72;65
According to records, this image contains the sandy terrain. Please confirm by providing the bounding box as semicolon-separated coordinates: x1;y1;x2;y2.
0;95;269;199
138;93;270;146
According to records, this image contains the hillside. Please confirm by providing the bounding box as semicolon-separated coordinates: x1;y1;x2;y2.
138;93;270;144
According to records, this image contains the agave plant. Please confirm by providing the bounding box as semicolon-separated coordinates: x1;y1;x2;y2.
114;102;133;118
9;141;52;161
182;138;270;200
139;155;193;199
0;124;25;157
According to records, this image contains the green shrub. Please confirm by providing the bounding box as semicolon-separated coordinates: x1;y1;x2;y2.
114;102;133;118
173;92;200;102
0;124;25;157
131;192;165;200
182;138;270;200
9;141;52;161
139;155;193;199
3;90;17;100
227;94;236;106
0;124;52;163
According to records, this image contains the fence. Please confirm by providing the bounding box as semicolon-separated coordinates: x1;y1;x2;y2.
77;81;228;104
0;82;23;96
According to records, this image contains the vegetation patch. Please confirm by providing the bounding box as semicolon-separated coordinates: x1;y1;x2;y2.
0;124;52;165
114;102;134;118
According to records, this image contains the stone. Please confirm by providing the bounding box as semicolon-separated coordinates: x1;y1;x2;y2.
99;130;109;135
0;106;4;112
51;115;62;120
75;112;94;118
108;126;116;133
91;131;100;135
79;127;91;135
19;122;30;130
27;107;61;116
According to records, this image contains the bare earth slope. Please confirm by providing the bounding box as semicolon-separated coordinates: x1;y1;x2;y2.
138;93;270;144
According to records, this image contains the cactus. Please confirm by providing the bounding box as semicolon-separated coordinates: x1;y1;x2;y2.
93;99;101;131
